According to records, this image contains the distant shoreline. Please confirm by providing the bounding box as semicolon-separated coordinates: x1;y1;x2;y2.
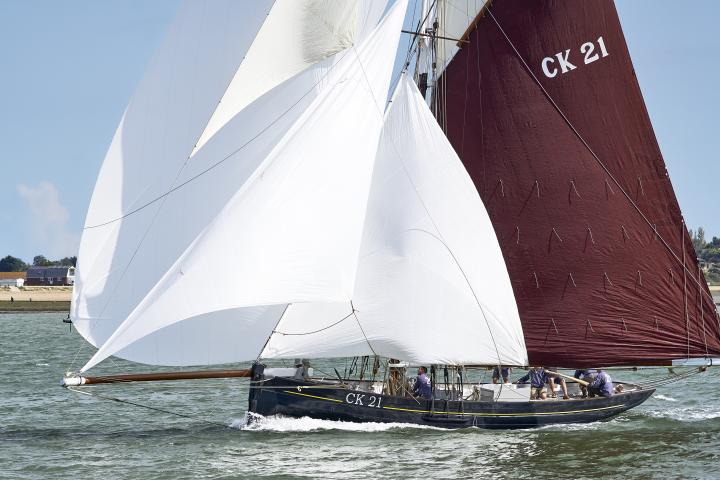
0;286;72;312
0;284;717;314
0;301;70;313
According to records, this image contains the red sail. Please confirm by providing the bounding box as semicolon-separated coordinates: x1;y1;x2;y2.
440;0;720;366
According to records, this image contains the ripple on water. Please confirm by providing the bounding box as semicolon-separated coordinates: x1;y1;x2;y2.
4;313;720;479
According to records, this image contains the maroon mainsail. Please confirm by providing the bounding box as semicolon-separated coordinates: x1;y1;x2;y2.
439;0;720;366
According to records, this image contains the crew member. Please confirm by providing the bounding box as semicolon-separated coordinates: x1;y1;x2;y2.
412;366;432;399
492;365;512;384
546;368;570;399
588;369;614;397
515;366;548;400
572;368;597;398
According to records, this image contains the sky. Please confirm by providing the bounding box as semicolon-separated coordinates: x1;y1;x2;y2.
1;0;719;263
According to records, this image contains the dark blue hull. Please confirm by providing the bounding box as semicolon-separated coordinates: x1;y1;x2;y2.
248;376;654;429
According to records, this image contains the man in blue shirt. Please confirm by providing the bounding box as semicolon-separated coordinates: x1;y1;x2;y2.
412;366;432;399
515;367;548;400
588;369;614;398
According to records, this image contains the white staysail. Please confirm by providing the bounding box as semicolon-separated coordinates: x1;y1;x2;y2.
76;0;407;371
263;75;527;366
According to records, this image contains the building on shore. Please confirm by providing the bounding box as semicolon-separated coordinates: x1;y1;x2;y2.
25;266;75;286
0;272;26;287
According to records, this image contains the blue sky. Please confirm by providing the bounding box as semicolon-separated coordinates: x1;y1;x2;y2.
1;1;719;262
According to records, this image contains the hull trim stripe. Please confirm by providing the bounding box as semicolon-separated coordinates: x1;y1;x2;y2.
281;390;626;417
382;403;626;417
282;390;343;403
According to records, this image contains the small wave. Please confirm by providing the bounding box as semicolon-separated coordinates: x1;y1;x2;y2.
654;394;678;402
535;418;623;432
35;363;49;367
645;406;720;422
230;413;444;433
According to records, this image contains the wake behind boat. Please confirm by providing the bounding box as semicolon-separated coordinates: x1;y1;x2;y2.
62;0;720;430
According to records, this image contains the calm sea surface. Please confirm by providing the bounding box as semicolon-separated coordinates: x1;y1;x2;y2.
2;312;720;480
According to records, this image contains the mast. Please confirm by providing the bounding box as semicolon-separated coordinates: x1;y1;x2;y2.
438;0;720;366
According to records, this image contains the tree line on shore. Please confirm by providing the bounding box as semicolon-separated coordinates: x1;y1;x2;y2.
0;255;77;272
1;226;718;282
689;227;720;284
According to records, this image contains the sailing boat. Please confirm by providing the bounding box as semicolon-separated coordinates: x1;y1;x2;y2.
62;0;719;429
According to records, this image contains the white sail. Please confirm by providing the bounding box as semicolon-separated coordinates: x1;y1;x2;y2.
72;0;275;353
192;0;390;154
77;0;407;372
263;74;528;366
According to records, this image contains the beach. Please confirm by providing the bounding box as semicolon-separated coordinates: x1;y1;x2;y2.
0;285;717;313
0;286;71;312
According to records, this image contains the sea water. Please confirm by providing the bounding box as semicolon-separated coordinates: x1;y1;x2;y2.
2;312;720;479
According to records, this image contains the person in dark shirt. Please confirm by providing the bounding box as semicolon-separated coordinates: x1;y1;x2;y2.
412;366;432;399
492;366;512;384
515;367;548;400
588;369;613;398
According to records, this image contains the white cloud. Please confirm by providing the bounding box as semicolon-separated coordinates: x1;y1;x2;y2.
16;181;80;259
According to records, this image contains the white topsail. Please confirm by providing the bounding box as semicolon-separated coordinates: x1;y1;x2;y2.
192;0;391;154
73;0;527;372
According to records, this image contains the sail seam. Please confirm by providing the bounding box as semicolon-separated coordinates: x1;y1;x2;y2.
484;6;716;309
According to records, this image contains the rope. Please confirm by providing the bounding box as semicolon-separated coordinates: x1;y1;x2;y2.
273;310;354;336
67;386;230;428
484;7;716;309
636;366;708;388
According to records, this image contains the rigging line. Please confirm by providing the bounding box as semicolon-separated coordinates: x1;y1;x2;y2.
67;386;230;428
484;7;716;307
460;22;471;156
405;228;506;371
274;310;355;336
637;367;706;388
351;301;379;357
403;0;438;70
84;47;352;231
255;303;290;361
66;322;92;372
